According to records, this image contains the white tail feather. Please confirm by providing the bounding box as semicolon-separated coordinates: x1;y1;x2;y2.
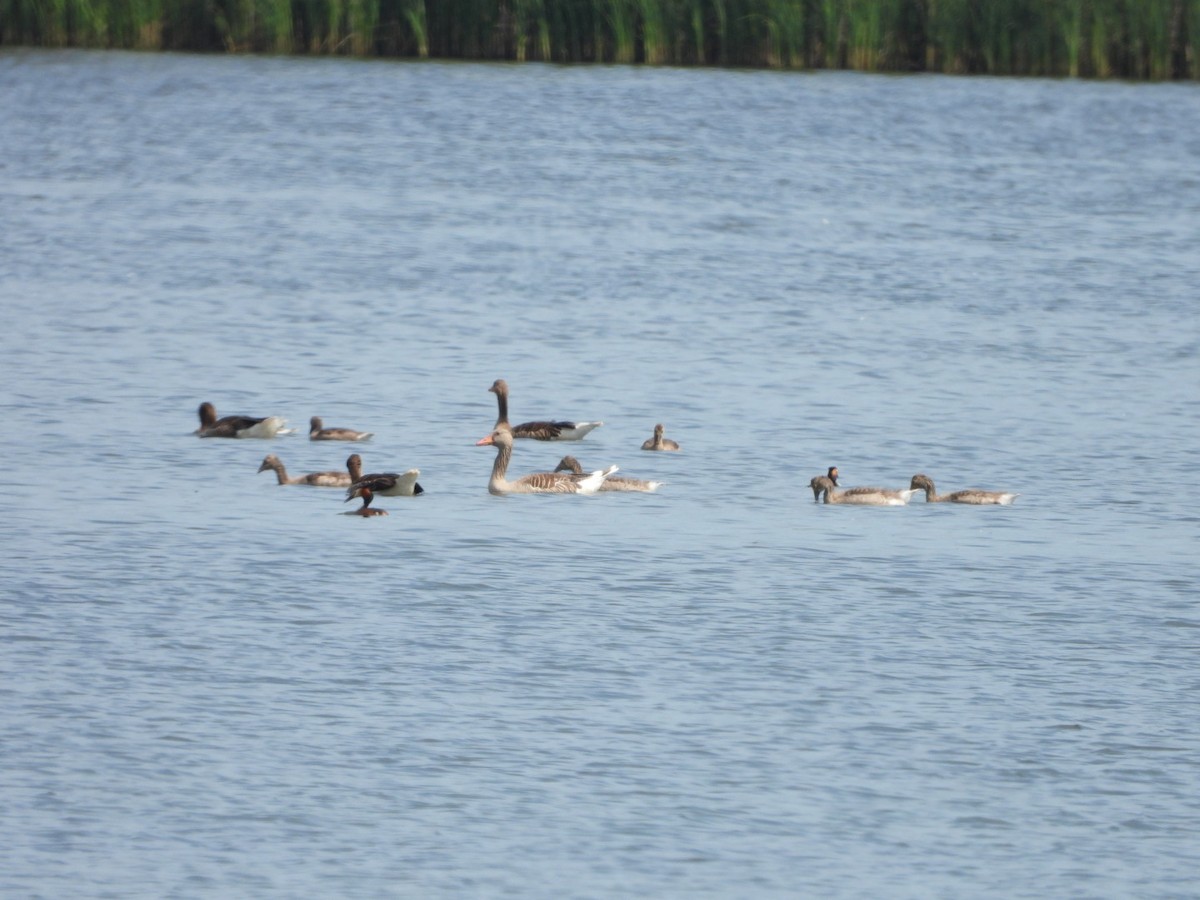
576;464;618;494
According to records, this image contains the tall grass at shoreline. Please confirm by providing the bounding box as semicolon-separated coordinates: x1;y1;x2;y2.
1;0;1196;78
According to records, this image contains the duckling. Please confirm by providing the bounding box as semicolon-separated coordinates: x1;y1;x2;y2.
309;416;373;442
641;423;680;451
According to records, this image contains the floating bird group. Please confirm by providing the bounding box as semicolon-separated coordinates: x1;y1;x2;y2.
476;426;617;494
199;382;1017;516
199;402;423;514
475;379;624;495
808;466;1019;507
200;380;673;514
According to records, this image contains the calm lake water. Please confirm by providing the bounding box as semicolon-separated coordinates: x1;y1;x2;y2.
2;48;1199;897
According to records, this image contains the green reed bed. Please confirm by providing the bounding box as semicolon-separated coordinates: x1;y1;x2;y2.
2;0;1197;78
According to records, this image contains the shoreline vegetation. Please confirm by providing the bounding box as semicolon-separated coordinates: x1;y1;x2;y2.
2;0;1197;80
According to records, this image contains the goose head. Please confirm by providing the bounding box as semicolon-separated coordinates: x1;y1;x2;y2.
555;455;583;474
910;473;935;493
476;427;514;450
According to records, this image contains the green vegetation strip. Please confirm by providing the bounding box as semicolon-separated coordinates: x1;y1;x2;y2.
3;0;1197;79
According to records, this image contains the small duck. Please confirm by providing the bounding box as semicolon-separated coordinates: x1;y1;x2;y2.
345;453;424;502
195;401;290;439
809;475;915;506
350;486;389;516
641;423;680;451
257;454;351;487
488;379;603;441
909;473;1019;505
309;416;373;442
811;466;842;500
555;455;662;492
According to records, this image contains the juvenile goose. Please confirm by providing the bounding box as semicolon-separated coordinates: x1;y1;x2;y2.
809;475;916;506
488;378;603;441
344;453;424;502
641;423;680;451
555;455;663;493
813;466;904;502
309;416;373;442
476;427;616;495
257;454;352;487
195;401;290;439
909;473;1019;505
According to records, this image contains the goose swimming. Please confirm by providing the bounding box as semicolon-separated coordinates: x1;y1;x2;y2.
909;473;1019;505
809;475;915;506
488;378;603;441
257;454;352;487
345;453;424;501
195;401;290;439
554;455;662;492
476;427;616;494
309;416;373;442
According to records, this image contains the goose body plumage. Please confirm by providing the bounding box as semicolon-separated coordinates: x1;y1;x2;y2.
641;423;680;451
554;455;662;492
809;475;916;506
195;402;290;439
515;420;604;441
345;453;424;500
477;427;616;494
910;474;1018;505
257;454;352;487
309;416;373;442
488;379;602;441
